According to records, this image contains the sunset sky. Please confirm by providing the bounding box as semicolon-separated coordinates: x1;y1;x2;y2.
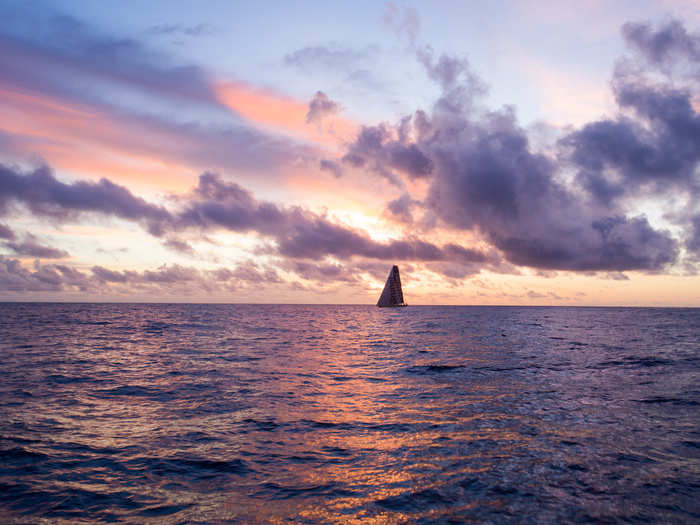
1;0;699;305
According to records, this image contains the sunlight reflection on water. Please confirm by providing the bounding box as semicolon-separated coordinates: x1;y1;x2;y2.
0;304;698;523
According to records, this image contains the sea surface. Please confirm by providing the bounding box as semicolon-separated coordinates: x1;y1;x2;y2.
0;303;698;523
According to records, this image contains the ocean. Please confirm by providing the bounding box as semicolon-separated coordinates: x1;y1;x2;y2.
0;303;698;523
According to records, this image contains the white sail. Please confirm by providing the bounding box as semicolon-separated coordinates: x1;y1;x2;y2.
377;265;406;307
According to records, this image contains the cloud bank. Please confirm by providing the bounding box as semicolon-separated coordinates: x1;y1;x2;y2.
333;19;698;273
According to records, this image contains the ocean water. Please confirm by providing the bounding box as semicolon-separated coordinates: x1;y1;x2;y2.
0;303;698;524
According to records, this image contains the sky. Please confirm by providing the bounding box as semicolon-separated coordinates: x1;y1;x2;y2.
0;0;699;305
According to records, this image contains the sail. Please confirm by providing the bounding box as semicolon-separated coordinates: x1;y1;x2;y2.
377;265;406;307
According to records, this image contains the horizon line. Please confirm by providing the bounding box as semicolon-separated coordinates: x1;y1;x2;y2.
0;301;697;308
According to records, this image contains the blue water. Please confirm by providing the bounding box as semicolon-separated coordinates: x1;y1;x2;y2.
0;304;698;523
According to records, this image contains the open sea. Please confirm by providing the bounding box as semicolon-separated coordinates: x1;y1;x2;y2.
0;303;698;523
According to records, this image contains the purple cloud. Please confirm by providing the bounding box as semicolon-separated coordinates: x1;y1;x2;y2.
341;123;432;183
622;20;700;67
4;238;69;259
332;21;697;273
0;164;170;235
0;165;498;271
306;91;340;124
0;256;91;292
386;193;421;223
319;159;343;177
0;223;15;240
163;238;195;255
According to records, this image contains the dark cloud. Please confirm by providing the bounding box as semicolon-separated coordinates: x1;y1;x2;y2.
0;256;91;292
622;20;700;67
0;223;15;240
4;238;69;259
333;22;697;273
688;214;700;255
0;164;171;234
92;265;129;283
0;166;497;269
604;272;630;281
425;261;484;280
306;91;340;124
174;172;286;234
386;193;420;223
140;264;199;284
341;123;432;184
229;260;283;284
91;261;279;289
163;238;195;255
562;81;700;206
554;20;699;270
319;159;343;178
422;99;683;270
176;174;501;267
284;260;356;283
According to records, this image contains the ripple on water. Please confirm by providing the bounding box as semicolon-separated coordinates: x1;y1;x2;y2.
0;303;697;523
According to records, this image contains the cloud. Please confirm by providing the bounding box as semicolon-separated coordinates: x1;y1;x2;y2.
688;214;700;255
0;256;91;292
0;255;286;295
416;46;487;97
622;20;700;67
163;238;195;255
0;164;170;234
227;260;283;284
0;165;500;270
0;223;15;240
179;173;498;266
604;272;630;281
386;193;421;223
562;81;700;205
92;265;129;283
147;23;214;37
0;7;218;106
383;3;420;46
284;44;376;71
89;260;281;290
0;6;317;181
3;18;696;279
420;82;683;271
306;91;340;125
4;237;69;259
331;21;697;273
527;290;546;299
283;260;357;283
341;122;433;184
319;159;343;177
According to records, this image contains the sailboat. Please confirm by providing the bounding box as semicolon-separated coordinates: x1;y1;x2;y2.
376;265;407;307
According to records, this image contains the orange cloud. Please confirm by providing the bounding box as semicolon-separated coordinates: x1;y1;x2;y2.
0;84;196;191
214;81;357;148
